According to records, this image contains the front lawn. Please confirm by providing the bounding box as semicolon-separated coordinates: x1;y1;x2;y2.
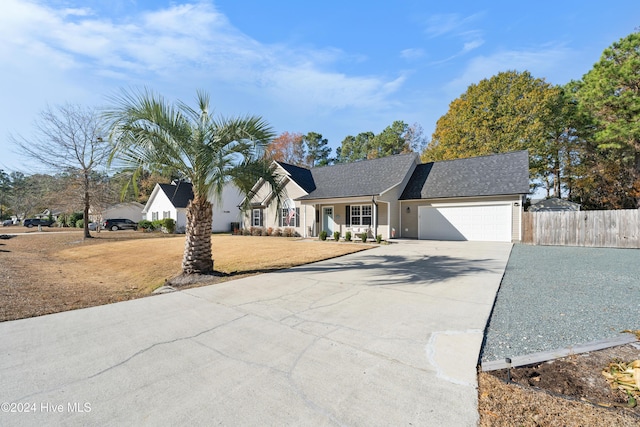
0;231;370;321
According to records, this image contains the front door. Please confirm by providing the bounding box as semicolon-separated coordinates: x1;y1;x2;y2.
322;206;334;234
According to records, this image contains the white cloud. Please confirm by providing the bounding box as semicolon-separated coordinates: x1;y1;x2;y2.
0;0;402;111
444;44;575;97
400;48;426;61
422;13;485;63
425;13;483;38
462;39;484;54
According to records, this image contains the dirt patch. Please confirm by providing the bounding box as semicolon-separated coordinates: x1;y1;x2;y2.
478;344;640;426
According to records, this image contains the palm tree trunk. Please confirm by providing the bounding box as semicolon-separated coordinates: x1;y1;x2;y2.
182;195;213;274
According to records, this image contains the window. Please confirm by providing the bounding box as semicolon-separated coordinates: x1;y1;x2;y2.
350;204;372;227
280;207;300;227
151;212;159;221
252;209;262;227
162;211;170;219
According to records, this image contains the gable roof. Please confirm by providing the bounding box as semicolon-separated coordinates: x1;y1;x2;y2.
298;153;419;200
529;197;580;212
277;162;316;193
400;150;530;200
158;182;194;208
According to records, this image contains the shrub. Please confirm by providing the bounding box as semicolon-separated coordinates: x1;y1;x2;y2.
250;226;264;236
360;232;367;243
376;234;382;244
345;231;352;242
261;227;270;236
267;227;274;236
68;212;83;228
161;218;175;234
242;228;252;236
76;219;84;228
138;220;154;231
273;227;283;237
333;231;340;241
151;219;164;230
319;230;327;241
283;228;295;237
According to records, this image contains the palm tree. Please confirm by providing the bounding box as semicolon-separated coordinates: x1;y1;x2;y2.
105;89;282;275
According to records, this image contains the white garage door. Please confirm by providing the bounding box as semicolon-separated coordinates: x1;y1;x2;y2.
418;205;512;242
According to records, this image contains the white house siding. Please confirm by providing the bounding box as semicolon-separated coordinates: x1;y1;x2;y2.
145;190;182;228
211;185;243;233
399;195;523;242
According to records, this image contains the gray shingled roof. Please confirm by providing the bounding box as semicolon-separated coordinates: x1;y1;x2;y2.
529;197;580;212
159;182;194;208
298;153;418;200
400;150;530;200
278;162;316;193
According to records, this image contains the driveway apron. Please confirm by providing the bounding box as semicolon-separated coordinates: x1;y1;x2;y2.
0;240;511;426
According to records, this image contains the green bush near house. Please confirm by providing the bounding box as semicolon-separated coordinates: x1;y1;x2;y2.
162;218;175;234
345;231;352;242
68;212;83;228
319;230;327;241
151;219;164;230
138;220;154;230
333;231;340;241
376;234;382;244
76;219;84;228
360;232;367;243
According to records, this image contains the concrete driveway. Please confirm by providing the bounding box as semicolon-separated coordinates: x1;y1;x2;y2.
0;240;512;426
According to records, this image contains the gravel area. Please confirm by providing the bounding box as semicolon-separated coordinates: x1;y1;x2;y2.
481;244;640;363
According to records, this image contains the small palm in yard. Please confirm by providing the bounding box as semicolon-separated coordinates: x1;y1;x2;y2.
105;89;282;275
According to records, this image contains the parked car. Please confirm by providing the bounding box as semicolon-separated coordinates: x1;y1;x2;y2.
2;219;15;226
88;222;98;231
102;218;138;231
23;218;55;228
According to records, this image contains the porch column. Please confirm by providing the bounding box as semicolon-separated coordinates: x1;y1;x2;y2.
303;203;307;238
372;197;378;238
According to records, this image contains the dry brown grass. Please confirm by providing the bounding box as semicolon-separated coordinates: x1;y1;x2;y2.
0;229;370;321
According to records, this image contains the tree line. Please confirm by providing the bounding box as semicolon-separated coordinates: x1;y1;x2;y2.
264;121;427;167
422;31;640;210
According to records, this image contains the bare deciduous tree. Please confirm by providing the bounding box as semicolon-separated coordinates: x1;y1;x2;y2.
11;104;110;238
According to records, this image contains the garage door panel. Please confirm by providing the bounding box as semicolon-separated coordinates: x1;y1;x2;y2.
420;208;467;241
418;205;511;242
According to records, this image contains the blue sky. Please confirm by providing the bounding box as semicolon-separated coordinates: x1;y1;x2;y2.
1;0;639;172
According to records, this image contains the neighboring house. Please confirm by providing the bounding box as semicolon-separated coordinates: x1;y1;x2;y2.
142;181;243;233
244;150;530;242
34;208;62;222
88;202;144;226
94;202;145;222
528;198;581;212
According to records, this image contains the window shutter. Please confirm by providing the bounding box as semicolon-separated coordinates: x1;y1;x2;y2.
346;205;350;226
295;208;300;227
259;209;263;227
278;208;283;227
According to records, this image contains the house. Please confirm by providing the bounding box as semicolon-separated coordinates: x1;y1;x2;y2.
244;150;530;242
90;202;145;223
142;181;243;233
34;208;62;222
528;198;580;212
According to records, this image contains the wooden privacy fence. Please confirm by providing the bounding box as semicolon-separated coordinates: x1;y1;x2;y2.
522;209;640;248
